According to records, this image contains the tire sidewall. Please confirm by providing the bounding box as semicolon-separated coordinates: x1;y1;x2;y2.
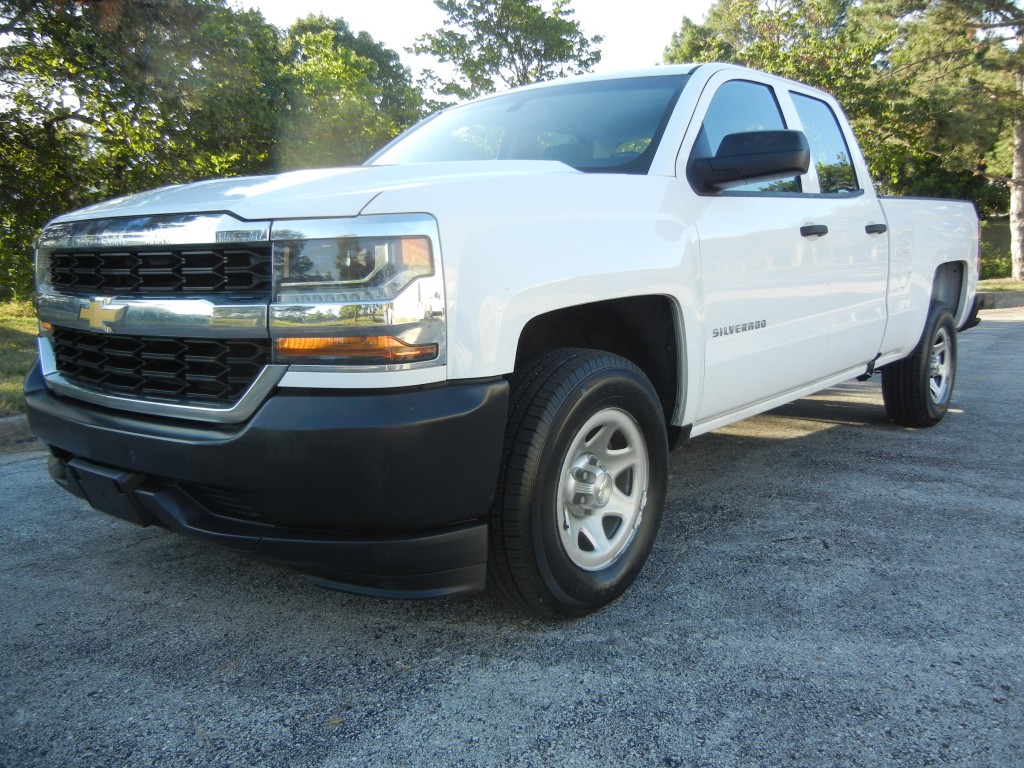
529;366;667;613
921;306;957;423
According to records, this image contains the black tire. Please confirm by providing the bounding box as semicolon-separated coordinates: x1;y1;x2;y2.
881;303;958;427
488;349;668;618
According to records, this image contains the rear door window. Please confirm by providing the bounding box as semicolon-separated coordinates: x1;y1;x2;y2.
791;93;859;194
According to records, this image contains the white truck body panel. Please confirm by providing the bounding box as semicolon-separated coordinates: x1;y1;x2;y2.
878;196;981;359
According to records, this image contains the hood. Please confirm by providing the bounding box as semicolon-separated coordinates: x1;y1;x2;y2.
50;161;579;225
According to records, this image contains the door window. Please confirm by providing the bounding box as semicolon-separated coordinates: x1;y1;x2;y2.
791;93;859;194
689;80;799;193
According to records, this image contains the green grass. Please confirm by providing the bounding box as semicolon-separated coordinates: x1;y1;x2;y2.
979;278;1024;292
0;301;37;417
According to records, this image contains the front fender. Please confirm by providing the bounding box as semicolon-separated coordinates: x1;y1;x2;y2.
363;173;701;380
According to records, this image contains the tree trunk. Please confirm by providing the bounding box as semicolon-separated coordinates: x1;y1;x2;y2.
1014;64;1024;282
1012;111;1024;281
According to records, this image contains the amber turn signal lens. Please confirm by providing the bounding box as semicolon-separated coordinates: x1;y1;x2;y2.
275;335;438;363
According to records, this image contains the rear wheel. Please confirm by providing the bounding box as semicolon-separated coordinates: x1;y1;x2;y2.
881;303;958;427
489;349;668;617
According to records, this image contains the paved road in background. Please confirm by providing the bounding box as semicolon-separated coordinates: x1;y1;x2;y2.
2;309;1022;767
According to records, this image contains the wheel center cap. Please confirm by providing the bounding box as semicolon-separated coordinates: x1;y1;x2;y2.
593;472;612;507
565;455;615;514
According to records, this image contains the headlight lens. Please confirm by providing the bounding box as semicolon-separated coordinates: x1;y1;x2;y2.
274;234;433;303
269;215;445;368
34;246;52;293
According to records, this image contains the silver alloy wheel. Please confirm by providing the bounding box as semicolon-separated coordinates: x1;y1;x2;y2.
928;325;952;405
556;407;649;571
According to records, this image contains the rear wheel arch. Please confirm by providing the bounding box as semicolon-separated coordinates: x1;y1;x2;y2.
931;261;967;318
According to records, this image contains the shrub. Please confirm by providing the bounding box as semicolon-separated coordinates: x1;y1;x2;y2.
980;242;1012;280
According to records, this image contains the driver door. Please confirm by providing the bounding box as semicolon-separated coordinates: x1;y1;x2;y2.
682;76;832;424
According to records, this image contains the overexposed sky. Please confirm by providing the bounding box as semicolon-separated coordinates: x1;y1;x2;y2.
240;0;715;77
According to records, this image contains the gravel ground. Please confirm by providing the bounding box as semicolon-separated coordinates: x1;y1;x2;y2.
0;415;38;454
1;308;1021;767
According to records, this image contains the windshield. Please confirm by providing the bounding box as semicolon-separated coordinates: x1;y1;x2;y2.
369;75;689;174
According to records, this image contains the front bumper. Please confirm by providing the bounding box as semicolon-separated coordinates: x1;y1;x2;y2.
25;362;509;597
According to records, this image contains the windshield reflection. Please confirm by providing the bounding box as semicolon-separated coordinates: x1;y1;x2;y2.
369;75;690;175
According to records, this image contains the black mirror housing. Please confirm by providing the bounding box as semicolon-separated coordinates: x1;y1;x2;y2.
690;130;810;192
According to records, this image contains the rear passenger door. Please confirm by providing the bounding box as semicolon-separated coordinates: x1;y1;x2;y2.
787;89;888;374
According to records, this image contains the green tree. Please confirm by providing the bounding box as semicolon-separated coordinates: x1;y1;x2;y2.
664;0;898;170
0;0;286;296
412;0;603;100
278;16;424;169
287;16;424;130
860;0;1022;279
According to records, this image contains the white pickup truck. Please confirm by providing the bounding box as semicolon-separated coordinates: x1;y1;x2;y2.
26;64;979;616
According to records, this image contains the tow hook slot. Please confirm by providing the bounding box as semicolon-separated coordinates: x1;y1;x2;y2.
66;458;153;527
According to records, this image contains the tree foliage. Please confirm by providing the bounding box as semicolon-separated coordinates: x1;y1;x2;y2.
864;2;1018;190
278;16;424;169
412;0;602;100
0;0;287;295
287;15;424;129
859;0;1024;277
0;1;422;297
665;0;897;171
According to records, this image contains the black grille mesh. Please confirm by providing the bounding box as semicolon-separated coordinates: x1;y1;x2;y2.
52;327;270;404
181;484;263;522
50;245;272;294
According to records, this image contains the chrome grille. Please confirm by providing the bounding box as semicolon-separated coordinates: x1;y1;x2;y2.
49;245;272;294
51;327;271;404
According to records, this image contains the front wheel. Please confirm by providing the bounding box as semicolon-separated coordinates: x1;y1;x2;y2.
881;303;958;427
488;349;668;618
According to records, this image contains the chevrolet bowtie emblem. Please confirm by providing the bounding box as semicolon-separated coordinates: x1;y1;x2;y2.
79;299;126;331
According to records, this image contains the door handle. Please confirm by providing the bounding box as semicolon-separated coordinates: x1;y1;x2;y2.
800;224;829;238
865;223;888;235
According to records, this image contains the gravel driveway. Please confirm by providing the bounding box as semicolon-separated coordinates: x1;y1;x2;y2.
1;308;1021;767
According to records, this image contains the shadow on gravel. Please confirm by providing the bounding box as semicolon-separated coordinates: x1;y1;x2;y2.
0;417;40;453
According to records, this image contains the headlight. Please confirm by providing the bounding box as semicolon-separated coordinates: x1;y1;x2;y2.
34;243;52;294
274;233;432;303
270;214;445;368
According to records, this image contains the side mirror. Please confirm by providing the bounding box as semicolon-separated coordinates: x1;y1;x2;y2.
690;130;810;192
